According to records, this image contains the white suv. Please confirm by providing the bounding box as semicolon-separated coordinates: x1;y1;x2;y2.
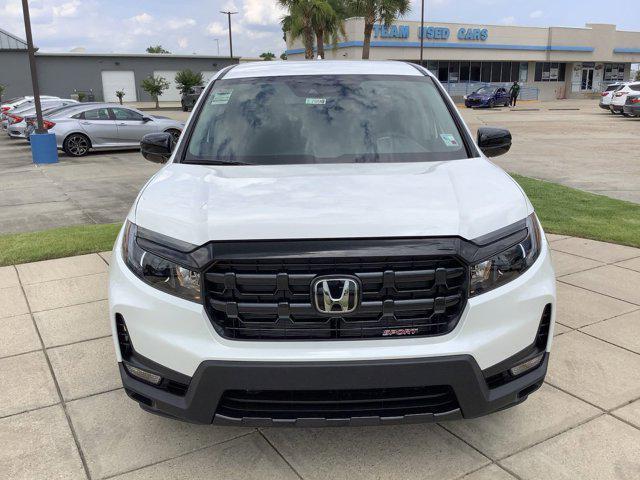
610;81;640;115
599;82;625;111
109;61;556;426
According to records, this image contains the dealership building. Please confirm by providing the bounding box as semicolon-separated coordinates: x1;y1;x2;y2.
0;28;237;103
286;19;640;101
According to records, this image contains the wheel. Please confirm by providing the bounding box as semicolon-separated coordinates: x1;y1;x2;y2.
63;133;90;157
488;99;495;108
623;113;631;118
165;129;181;143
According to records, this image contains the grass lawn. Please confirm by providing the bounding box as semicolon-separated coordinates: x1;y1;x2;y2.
0;175;638;266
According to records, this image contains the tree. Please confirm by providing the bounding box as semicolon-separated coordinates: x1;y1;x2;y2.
635;70;640;81
312;0;346;59
141;75;170;109
146;45;171;54
0;84;5;103
260;52;276;61
347;0;410;59
115;90;125;105
174;69;203;94
280;52;288;60
280;7;313;59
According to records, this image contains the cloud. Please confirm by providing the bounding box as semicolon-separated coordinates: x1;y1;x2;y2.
501;16;516;25
130;12;153;24
241;0;286;26
529;10;543;19
206;21;228;36
167;18;196;30
177;37;189;49
52;0;81;18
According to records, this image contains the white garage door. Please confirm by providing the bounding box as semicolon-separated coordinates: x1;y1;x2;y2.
201;71;219;85
153;70;181;102
101;71;137;103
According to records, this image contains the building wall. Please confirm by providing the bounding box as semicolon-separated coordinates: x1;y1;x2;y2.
0;52;237;102
0;51;32;100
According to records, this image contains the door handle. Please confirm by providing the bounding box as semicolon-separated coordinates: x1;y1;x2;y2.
117;122;127;126
80;121;91;125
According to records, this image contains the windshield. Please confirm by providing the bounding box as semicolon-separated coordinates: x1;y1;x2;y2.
475;87;494;95
185;74;470;165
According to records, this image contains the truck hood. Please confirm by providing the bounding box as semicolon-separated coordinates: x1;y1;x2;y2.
134;158;530;245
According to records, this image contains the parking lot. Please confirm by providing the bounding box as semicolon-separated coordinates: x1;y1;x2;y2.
0;100;639;235
1;235;640;479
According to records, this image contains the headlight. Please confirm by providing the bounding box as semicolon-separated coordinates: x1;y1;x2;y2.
122;221;201;302
463;95;468;100
469;213;542;297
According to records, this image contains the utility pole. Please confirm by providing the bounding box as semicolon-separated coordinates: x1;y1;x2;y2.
21;0;44;133
220;11;237;59
214;38;220;56
419;0;425;65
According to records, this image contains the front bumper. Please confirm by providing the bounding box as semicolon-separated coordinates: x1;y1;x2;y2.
623;105;640;116
120;351;548;426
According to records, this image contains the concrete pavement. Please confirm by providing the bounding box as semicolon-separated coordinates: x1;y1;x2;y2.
2;235;640;479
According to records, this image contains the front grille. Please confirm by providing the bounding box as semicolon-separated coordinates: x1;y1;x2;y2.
204;255;468;340
217;385;459;420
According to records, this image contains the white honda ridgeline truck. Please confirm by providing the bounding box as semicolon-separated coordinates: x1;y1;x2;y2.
109;61;556;426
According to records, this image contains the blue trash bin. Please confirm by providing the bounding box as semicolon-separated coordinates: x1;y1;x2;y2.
30;132;59;164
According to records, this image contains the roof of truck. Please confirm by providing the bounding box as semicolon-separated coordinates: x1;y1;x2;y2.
224;60;425;79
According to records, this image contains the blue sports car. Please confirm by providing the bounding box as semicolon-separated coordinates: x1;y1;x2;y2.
464;86;510;108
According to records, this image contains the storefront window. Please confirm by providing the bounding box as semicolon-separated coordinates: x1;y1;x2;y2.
459;62;470;82
519;62;529;82
491;62;502;82
470;62;481;82
481;62;492;82
438;61;449;82
604;63;625;81
448;61;460;83
534;62;566;82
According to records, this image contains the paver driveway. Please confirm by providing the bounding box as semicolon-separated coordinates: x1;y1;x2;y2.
1;235;640;479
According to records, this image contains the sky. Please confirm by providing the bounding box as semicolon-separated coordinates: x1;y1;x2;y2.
1;0;639;57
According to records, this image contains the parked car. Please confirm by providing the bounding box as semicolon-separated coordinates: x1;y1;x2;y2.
2;97;72;133
0;95;60;121
464;86;510;108
110;61;556;426
7;99;78;138
24;103;102;140
610;81;640;115
181;85;205;112
623;94;640;117
38;104;184;156
599;82;626;111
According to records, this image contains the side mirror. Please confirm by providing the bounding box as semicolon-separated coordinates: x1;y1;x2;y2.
477;127;512;157
142;116;152;122
141;132;174;164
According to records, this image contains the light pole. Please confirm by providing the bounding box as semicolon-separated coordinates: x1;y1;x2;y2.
21;0;58;163
220;11;237;59
419;0;425;65
214;38;220;56
22;0;44;134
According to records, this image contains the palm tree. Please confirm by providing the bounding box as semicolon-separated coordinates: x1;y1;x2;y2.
313;0;347;59
279;0;345;60
347;0;410;59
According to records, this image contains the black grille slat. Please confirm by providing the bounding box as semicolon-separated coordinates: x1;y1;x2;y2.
204;254;467;340
217;386;459;420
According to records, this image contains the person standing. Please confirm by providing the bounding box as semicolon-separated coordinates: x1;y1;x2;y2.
509;81;521;107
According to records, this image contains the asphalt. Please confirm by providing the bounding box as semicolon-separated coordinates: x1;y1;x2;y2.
0;100;638;235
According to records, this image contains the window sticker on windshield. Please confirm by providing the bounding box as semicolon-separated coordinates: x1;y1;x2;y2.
305;98;326;105
440;134;459;148
211;90;232;105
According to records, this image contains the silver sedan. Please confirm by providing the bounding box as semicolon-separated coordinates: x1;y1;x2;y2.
35;104;185;157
